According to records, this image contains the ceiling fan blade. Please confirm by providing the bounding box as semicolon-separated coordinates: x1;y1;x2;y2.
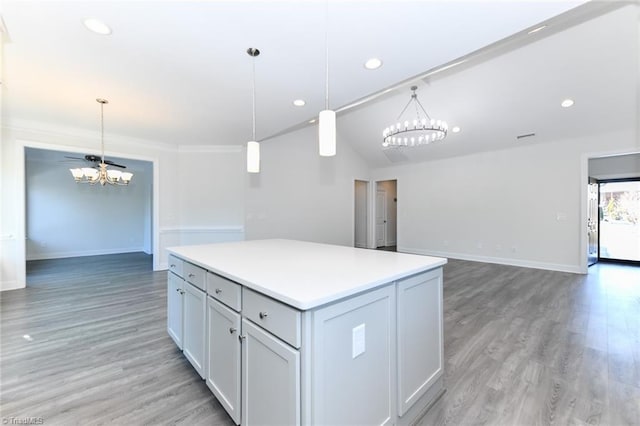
103;160;126;169
64;156;85;160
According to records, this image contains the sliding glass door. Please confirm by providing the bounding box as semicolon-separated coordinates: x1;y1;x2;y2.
599;180;640;263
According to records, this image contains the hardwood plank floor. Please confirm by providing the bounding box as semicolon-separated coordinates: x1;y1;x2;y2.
420;260;640;426
2;253;234;425
1;254;639;425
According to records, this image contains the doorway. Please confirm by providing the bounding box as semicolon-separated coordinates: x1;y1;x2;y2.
24;147;155;285
598;179;640;264
375;180;397;251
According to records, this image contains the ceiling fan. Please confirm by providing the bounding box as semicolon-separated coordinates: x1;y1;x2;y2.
65;154;127;169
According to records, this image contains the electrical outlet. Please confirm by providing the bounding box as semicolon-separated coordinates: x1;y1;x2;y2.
511;246;517;253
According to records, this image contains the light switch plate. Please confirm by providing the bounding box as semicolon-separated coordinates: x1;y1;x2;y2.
352;323;365;359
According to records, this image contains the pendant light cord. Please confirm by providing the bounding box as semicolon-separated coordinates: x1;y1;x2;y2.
100;101;105;163
252;54;256;141
324;0;329;110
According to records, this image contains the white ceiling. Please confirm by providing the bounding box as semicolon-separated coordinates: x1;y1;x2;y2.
2;1;638;167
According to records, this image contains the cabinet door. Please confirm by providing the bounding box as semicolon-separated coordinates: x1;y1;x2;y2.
183;281;207;379
397;269;443;416
241;318;300;426
167;272;184;350
206;297;241;425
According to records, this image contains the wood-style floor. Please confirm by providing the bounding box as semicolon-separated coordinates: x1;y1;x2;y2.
1;254;639;425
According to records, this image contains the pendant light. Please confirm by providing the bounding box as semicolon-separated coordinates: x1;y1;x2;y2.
247;47;260;173
318;0;336;157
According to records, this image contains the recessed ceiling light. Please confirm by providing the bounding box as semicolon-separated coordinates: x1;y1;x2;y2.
528;25;546;35
309;119;316;124
293;99;306;107
452;126;461;133
83;18;112;35
364;58;383;70
561;99;575;108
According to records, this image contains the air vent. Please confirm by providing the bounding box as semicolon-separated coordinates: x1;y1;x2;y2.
516;133;536;140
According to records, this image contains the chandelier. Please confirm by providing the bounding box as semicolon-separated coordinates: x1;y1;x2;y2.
382;86;447;148
69;98;133;186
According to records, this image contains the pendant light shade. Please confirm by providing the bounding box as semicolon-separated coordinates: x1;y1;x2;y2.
247;47;260;173
318;109;336;156
247;141;260;173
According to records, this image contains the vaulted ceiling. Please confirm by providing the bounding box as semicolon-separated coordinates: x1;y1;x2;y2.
2;1;638;168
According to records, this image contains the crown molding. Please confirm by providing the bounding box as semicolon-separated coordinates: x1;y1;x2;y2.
3;118;178;151
2;118;242;153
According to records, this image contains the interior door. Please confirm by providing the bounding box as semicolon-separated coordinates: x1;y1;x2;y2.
587;179;599;266
376;190;387;248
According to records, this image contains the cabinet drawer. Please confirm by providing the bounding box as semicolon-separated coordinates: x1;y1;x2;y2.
168;255;184;278
207;272;241;312
243;288;301;348
183;262;206;291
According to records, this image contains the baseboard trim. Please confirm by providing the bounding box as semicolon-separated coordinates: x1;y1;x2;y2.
1;280;24;291
26;247;146;261
398;247;583;274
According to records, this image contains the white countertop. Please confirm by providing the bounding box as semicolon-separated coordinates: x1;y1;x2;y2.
168;239;447;310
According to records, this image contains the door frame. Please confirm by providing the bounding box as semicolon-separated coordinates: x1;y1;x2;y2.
587;178;599;267
581;149;640;273
373;179;398;250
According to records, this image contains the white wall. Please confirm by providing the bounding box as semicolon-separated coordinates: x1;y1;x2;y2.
245;124;370;246
158;146;246;263
24;152;152;260
371;130;638;273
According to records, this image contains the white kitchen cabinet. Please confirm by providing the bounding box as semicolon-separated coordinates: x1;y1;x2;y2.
241;318;300;426
168;240;446;426
206;297;241;425
183;281;206;379
397;269;443;417
167;271;184;349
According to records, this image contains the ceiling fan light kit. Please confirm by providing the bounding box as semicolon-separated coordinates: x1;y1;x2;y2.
69;98;133;186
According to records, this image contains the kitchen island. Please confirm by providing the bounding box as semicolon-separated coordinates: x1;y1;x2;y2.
167;239;446;425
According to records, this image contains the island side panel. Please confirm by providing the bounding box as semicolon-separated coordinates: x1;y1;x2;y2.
310;285;397;425
397;268;444;416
